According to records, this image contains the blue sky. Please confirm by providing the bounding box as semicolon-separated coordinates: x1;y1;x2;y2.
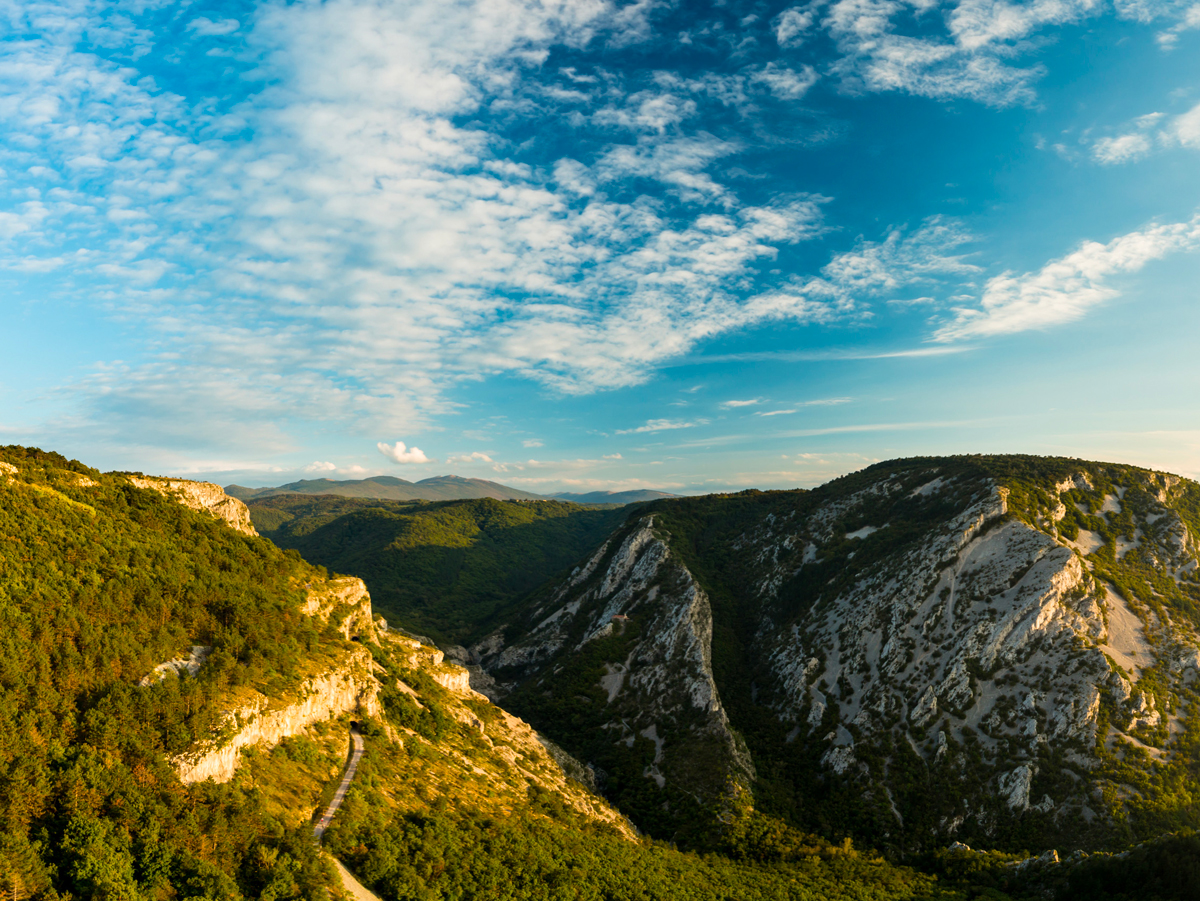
2;0;1199;493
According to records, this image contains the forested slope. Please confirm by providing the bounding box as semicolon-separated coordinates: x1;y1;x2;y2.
249;495;628;643
0;446;340;898
0;445;981;901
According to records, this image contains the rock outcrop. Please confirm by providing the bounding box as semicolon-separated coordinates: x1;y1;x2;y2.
175;646;381;784
303;576;377;642
474;516;756;817
130;476;258;536
172;574;385;784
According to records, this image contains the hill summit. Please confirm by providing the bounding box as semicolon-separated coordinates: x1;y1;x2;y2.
226;475;681;505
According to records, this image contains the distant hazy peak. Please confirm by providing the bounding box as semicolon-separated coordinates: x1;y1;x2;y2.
227;475;677;504
551;489;680;505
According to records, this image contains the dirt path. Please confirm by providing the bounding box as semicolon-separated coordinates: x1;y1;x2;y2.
314;728;364;840
314;727;381;901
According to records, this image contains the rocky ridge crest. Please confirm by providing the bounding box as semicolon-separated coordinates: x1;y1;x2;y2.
469;457;1200;850
131;475;258;536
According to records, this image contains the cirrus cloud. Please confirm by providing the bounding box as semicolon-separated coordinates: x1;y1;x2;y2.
615;418;708;434
934;213;1200;341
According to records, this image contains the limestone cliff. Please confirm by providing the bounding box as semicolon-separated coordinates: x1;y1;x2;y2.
727;460;1200;845
131;476;258;536
473;456;1200;849
175;646;381;784
474;516;756;820
169;574;381;783
301;576;377;642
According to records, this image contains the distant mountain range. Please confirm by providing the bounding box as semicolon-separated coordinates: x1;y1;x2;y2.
226;474;542;502
226;475;678;505
549;489;678;505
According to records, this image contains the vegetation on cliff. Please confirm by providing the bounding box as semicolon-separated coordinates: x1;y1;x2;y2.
0;446;342;898
470;455;1200;860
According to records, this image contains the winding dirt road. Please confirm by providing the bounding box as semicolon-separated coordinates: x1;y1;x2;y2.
314;726;381;901
315;727;364;840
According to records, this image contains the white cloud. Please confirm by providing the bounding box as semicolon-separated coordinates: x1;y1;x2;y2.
1157;2;1200;46
0;0;852;452
603;452;623;459
799;396;854;406
1167;101;1200;148
187;17;240;36
447;451;495;464
934;214;1200;341
377;441;434;464
720;398;763;408
615;418;707;434
1089;102;1200;164
823;0;1103;106
753;397;850;416
522;439;544;447
774;7;816;47
817;216;980;293
750;63;819;100
305;461;373;476
1092;132;1153;164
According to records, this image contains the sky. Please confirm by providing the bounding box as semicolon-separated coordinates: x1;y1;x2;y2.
2;0;1200;495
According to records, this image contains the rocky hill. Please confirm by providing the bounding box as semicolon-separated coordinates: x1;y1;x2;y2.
0;445;960;901
467;455;1200;853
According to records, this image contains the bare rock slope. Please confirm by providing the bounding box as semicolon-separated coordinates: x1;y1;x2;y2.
471;456;1200;850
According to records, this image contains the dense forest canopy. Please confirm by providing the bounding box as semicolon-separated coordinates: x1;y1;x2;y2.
249;494;627;643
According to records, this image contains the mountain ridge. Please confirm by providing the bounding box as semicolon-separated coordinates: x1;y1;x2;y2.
227;475;682;506
226;474;545;502
462;454;1200;855
550;488;680;505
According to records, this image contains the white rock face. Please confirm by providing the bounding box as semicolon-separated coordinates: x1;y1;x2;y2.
475;516;756;802
430;665;473;693
720;462;1200;841
478;460;1200;843
176;646;381;783
302;576;377;642
140;646;212;686
131;476;258;536
172;576;383;783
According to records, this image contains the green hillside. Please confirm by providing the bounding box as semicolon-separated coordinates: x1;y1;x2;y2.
0;446;339;898
249;495;629;643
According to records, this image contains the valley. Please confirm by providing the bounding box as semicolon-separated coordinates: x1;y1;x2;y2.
2;446;1199;899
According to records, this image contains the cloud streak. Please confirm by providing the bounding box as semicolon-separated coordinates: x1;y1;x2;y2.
616;418;707;434
935;214;1200;341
